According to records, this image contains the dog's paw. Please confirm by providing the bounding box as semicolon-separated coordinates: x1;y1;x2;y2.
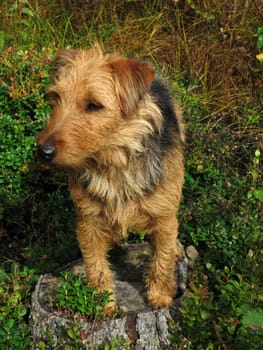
148;293;173;309
103;300;117;316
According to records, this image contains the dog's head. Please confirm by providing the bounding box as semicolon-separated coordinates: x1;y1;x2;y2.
37;43;155;170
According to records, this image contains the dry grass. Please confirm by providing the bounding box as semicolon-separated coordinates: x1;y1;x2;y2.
1;0;262;142
46;0;263;119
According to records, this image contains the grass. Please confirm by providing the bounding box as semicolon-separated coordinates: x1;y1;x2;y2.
0;0;262;348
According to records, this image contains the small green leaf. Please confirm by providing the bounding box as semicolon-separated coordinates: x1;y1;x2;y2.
206;262;212;270
200;309;211;320
254;189;263;202
67;328;75;339
5;318;15;330
21;19;31;27
37;341;47;350
18;307;27;318
255;149;261;158
256;27;263;35
242;308;263;329
21;7;35;17
257;35;263;49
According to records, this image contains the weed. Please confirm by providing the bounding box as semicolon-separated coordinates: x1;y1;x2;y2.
0;46;51;209
103;336;130;350
0;264;37;349
256;26;263;49
171;264;263;350
36;333;130;350
55;272;114;320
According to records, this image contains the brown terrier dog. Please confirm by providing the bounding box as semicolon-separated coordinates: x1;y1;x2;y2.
37;43;184;313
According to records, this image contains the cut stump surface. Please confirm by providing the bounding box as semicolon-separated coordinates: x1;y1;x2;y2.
30;242;197;349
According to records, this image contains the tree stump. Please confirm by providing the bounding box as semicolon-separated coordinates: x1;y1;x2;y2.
30;242;198;349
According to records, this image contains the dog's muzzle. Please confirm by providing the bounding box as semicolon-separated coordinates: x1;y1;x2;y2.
37;143;56;161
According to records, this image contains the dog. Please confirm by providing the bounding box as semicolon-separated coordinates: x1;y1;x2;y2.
37;43;184;314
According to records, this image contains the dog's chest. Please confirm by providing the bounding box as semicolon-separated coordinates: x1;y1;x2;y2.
79;152;164;204
82;168;148;204
72;168;153;234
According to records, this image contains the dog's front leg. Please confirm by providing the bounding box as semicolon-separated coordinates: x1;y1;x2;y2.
147;217;180;308
76;217;116;314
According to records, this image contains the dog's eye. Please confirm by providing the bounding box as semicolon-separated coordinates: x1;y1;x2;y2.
85;102;103;112
45;91;60;106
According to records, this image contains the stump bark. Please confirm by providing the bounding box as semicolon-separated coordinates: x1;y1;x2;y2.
30;242;197;349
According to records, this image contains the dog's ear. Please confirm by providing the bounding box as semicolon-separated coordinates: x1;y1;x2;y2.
110;58;154;116
52;49;77;80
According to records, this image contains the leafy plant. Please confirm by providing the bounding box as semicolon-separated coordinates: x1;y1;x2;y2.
104;336;130;350
0;46;52;209
0;264;37;349
256;26;263;66
256;26;263;49
173;58;262;349
56;272;113;320
171;264;263;349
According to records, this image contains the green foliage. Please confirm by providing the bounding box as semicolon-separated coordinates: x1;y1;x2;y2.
37;333;130;350
1;0;68;48
181;169;261;265
103;336;130;350
0;45;79;270
256;26;263;49
174;68;262;349
185;0;216;21
0;264;37;349
179;97;262;267
56;272;113;320
171;264;263;350
24;189;78;273
0;30;4;50
0;46;51;210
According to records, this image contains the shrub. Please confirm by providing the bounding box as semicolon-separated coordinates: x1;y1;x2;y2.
55;272;114;320
0;46;52;213
171;264;263;350
173;77;263;349
0;45;79;271
0;264;37;349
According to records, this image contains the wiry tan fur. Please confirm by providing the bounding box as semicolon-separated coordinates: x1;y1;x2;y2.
37;43;185;314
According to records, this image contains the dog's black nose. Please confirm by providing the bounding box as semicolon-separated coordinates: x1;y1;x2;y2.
38;144;56;161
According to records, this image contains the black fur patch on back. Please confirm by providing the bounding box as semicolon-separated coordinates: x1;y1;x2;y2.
150;77;180;148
